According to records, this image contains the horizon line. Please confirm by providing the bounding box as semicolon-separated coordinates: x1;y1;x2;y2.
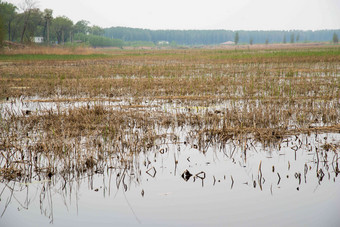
105;26;340;32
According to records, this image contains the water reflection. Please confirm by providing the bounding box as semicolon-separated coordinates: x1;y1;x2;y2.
0;133;339;226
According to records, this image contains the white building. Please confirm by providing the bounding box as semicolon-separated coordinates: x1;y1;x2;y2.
158;41;169;45
221;41;235;45
33;37;44;43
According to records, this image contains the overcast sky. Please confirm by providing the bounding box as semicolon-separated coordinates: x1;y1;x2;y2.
5;0;340;30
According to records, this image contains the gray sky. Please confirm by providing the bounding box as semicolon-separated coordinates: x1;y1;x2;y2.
5;0;340;30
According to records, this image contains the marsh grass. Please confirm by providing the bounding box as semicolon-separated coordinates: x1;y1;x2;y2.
0;54;110;61
1;46;97;55
0;46;339;183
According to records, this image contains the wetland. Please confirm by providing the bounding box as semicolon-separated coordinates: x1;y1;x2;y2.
0;45;339;226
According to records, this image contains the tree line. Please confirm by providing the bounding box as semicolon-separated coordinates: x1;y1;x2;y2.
1;0;339;48
104;27;339;46
0;0;123;47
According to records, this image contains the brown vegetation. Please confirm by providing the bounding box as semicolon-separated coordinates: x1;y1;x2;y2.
0;46;339;182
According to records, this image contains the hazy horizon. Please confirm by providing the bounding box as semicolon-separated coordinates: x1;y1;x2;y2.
5;0;340;31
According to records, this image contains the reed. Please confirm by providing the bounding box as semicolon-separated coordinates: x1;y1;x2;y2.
0;46;339;182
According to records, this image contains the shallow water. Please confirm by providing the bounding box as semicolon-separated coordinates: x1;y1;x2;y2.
1;132;339;226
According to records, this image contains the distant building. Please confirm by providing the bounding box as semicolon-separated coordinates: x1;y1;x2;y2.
33;37;44;43
158;41;169;45
221;41;235;45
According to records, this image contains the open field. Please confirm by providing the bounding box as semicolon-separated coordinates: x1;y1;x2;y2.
0;45;339;226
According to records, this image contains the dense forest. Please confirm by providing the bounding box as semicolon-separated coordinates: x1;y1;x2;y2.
0;0;339;47
104;27;340;45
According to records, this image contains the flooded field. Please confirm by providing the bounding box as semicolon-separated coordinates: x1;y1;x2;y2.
0;46;340;226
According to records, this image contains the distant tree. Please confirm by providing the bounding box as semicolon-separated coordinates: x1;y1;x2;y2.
170;40;177;47
265;38;269;45
296;33;300;43
74;33;124;48
333;33;339;44
283;34;286;44
8;15;20;41
0;0;17;41
11;7;44;43
24;8;44;42
74;20;90;34
0;15;4;47
90;25;104;36
249;37;253;45
52;16;73;44
290;33;295;43
234;31;239;45
43;9;53;45
19;0;37;43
